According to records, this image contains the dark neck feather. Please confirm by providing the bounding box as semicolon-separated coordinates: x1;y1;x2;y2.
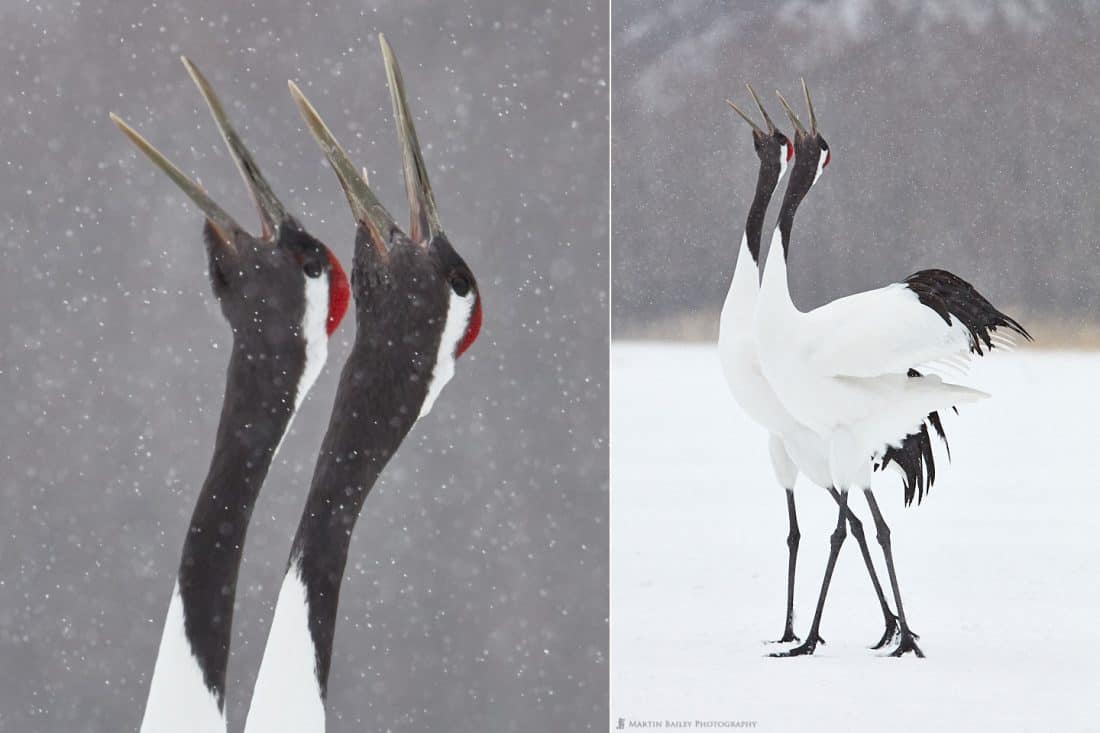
776;152;817;260
744;160;780;263
177;338;300;705
289;326;430;698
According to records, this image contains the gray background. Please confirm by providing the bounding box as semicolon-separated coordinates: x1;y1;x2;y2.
0;1;607;731
613;0;1100;338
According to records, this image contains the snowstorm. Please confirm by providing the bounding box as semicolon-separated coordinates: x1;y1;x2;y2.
1;2;608;732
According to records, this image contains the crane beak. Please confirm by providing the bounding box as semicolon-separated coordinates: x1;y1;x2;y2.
725;98;764;135
287;79;399;256
775;89;808;137
109;112;243;251
745;83;778;135
801;78;818;136
180;57;292;241
380;34;444;245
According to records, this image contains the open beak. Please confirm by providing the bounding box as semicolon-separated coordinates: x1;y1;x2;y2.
109;112;243;250
725;98;764;135
287;80;399;255
800;78;818;136
181;57;291;240
775;88;808;137
743;81;778;133
380;34;444;244
110;57;293;248
289;34;445;251
727;82;781;137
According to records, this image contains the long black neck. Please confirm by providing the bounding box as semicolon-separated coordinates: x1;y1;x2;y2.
288;325;429;698
177;337;300;706
776;150;818;260
745;159;781;264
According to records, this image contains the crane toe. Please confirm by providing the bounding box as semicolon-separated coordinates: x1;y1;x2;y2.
886;630;925;658
769;635;821;657
870;614;901;649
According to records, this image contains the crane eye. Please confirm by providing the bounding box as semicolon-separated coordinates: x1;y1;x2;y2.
450;274;471;297
303;261;323;278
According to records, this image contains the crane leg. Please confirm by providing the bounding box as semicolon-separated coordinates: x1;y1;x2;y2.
771;490;849;657
770;488;801;644
826;486;899;648
864;489;925;658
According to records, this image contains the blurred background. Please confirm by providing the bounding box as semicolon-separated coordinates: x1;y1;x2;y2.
613;0;1100;341
0;2;607;731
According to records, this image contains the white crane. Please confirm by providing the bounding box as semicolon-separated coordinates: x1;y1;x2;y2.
755;82;1030;657
719;86;944;650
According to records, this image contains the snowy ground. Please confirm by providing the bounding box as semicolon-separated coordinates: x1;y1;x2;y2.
611;342;1099;732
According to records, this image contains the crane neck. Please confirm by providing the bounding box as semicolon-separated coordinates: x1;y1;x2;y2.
142;334;304;732
181;341;301;683
776;181;810;262
775;146;820;262
744;161;780;264
245;320;433;731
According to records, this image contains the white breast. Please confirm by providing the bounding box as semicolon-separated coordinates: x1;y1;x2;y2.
139;582;225;733
242;560;326;733
718;237;832;489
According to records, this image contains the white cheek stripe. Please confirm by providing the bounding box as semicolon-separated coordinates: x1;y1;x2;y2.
419;290;475;418
296;274;330;411
813;149;827;184
273;274;329;457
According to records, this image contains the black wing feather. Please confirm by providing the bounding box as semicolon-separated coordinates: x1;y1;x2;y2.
905;269;1031;355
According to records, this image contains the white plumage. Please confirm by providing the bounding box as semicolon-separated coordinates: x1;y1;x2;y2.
756;233;989;483
748;80;1028;657
718;88;905;650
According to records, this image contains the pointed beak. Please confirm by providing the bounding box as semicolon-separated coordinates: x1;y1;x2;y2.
180;57;291;240
800;78;818;136
109;111;243;251
725;98;764;135
287;79;398;256
775;89;807;137
379;34;444;244
745;83;777;134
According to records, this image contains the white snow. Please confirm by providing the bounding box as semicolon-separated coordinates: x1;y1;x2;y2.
611;342;1098;732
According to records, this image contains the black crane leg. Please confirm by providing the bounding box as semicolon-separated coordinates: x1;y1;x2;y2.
826;486;899;648
771;490;849;657
770;488;801;644
864;489;925;658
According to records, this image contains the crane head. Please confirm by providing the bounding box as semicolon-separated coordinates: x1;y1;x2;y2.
110;58;350;403
289;34;481;419
776;79;830;185
727;83;793;184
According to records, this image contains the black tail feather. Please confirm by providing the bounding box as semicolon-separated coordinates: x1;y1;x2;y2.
881;269;1028;505
927;410;950;461
905;269;1031;355
878;369;953;507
